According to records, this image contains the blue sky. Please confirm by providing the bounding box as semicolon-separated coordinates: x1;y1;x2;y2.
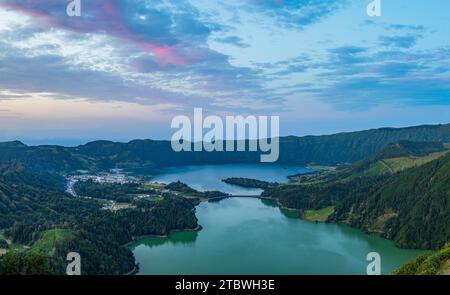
0;0;449;145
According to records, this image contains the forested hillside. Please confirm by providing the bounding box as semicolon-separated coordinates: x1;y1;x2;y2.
393;243;450;275
1;124;450;273
0;164;199;274
344;152;450;249
279;124;450;165
263;142;450;250
0;141;88;172
291;141;448;184
1;123;450;172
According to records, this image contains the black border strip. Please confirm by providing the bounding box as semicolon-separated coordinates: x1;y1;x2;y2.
1;275;448;294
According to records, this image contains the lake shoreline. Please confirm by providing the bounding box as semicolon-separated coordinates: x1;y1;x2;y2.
131;197;429;275
123;225;203;275
125;225;203;248
129;164;432;274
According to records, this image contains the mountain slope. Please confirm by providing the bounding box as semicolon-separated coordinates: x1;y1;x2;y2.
0;141;89;172
0;163;199;274
279;123;450;165
291;140;449;184
343;151;450;249
263;143;450;250
0;162;99;239
393;243;450;275
1;123;450;172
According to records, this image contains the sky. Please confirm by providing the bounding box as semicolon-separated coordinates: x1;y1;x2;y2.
0;0;449;145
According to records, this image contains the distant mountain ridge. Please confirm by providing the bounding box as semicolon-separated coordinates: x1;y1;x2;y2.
290;140;449;184
278;123;450;165
1;124;450;273
1;123;450;173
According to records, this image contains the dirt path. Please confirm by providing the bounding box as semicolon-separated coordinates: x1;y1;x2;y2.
380;160;394;174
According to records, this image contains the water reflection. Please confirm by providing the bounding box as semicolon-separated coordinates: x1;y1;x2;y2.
132;231;199;249
131;198;428;275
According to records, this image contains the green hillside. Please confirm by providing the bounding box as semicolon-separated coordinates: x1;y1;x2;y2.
1;123;450;273
0;163;199;274
336;140;448;178
348;152;450;249
393;243;450;275
1;123;450;173
263;142;450;250
0;141;90;173
278;124;450;165
290;140;449;184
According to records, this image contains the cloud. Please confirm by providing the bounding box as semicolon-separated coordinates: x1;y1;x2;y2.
0;90;32;100
310;46;450;110
363;20;426;33
0;3;283;112
385;24;425;32
379;35;421;49
0;0;449;119
244;0;349;28
215;36;250;48
0;0;216;66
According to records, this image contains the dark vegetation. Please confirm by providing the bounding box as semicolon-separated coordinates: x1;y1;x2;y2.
1;124;450;172
1;123;450;274
0;251;50;275
0;163;199;274
222;177;276;189
263;142;450;250
393;243;450;275
166;181;228;199
0;239;8;249
74;180;153;202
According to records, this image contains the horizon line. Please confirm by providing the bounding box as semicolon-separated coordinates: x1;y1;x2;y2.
2;122;449;148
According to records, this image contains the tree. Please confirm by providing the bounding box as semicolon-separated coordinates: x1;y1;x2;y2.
0;252;20;275
25;251;51;275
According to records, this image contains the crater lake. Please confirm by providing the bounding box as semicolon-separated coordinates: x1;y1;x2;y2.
131;164;427;275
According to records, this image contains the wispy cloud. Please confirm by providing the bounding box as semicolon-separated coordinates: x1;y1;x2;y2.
379;35;422;49
0;0;449;140
215;36;250;48
0;1;283;112
244;0;349;28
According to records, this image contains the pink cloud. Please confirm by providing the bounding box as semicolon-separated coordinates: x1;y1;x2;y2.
1;0;194;67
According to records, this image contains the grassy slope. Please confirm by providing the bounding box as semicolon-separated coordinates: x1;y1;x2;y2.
32;229;74;253
340;150;449;181
383;150;449;173
393;243;450;275
262;141;450;249
302;206;335;222
291;141;449;185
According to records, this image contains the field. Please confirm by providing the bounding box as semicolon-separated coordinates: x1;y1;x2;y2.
32;229;74;252
302;206;335;222
384;151;450;173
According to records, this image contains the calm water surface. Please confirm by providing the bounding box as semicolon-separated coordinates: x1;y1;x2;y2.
150;164;312;195
132;165;427;275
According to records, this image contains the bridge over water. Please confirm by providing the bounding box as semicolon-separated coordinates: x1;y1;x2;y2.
207;194;261;202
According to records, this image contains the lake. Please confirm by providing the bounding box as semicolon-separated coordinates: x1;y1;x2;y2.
150;164;313;195
131;164;427;275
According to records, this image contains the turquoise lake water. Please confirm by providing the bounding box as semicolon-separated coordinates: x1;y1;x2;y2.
132;164;427;275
